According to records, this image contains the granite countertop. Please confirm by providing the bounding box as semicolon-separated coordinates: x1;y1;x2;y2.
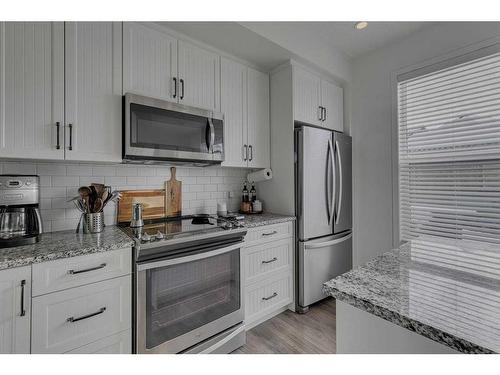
0;226;134;271
324;236;500;354
240;212;296;228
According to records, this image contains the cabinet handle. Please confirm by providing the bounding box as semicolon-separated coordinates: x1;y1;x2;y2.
243;145;248;161
173;77;177;98
318;106;323;121
180;79;185;100
68;123;73;151
262;292;278;301
67;307;106;323
20;280;26;317
262;230;278;237
68;263;107;275
323;107;327;121
261;257;277;264
249;145;253;162
56;122;61;150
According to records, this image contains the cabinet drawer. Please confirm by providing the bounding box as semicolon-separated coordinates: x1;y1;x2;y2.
65;329;131;354
32;247;131;296
245;270;292;322
244;238;292;285
31;275;131;354
245;222;293;245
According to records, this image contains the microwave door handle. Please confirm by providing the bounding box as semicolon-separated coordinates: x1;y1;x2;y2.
207;118;215;153
328;139;335;225
335;140;343;225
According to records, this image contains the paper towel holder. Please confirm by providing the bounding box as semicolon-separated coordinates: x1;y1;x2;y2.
247;168;273;183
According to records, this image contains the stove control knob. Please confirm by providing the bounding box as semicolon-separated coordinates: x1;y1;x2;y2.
225;222;233;229
156;231;164;240
142;233;152;242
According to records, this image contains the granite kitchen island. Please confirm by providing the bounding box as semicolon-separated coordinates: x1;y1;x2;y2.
324;237;500;354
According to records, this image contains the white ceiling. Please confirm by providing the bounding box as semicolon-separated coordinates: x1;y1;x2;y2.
242;22;434;59
161;22;435;72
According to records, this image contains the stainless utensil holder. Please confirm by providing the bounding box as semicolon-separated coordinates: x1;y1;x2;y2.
82;212;104;233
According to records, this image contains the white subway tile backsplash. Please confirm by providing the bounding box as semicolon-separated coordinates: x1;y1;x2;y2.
92;166;116;176
4;162;36;174
52;176;80;187
0;160;247;232
66;165;93;176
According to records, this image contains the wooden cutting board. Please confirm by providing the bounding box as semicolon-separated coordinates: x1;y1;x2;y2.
117;190;165;223
165;167;182;217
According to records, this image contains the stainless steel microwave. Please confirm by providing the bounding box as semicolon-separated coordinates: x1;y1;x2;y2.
123;93;224;165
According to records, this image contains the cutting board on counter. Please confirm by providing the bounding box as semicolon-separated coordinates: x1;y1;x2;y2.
165;167;182;217
117;190;165;223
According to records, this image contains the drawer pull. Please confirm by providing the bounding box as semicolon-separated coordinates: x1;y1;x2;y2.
262;292;278;301
20;280;26;317
67;307;106;323
68;263;107;275
262;231;278;237
261;257;278;264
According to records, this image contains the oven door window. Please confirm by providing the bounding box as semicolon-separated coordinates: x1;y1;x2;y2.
130;103;223;154
145;249;240;349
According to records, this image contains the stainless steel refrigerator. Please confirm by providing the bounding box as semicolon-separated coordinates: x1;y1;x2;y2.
295;125;352;312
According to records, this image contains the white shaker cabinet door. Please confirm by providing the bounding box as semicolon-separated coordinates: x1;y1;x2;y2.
247;68;270;169
293;66;321;126
0;266;31;354
123;22;178;101
64;22;122;162
220;57;247;168
0;22;64;160
178;40;220;111
321;79;344;132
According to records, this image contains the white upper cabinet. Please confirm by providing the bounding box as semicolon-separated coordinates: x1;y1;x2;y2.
293;66;321;126
321;79;344;132
123;22;177;101
64;22;122;162
0;266;31;354
293;65;344;132
220;57;270;169
221;58;247;168
247;68;270;169
0;22;64;160
177;41;220;111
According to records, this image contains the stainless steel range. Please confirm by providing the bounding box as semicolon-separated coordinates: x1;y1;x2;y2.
120;215;247;354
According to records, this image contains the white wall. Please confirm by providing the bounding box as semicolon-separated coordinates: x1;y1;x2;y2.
351;22;500;266
0;161;247;233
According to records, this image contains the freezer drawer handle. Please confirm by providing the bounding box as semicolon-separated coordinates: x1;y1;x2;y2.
67;307;106;323
261;257;278;264
68;263;107;275
304;233;352;249
262;231;277;237
262;292;278;301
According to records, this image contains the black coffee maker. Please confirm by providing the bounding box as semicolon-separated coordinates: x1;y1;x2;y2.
0;175;42;248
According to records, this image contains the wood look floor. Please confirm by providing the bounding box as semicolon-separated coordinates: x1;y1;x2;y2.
232;298;337;354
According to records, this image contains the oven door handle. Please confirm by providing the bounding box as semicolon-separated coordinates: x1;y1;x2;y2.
136;242;242;271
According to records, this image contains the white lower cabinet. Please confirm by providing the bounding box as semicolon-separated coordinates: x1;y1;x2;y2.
31;275;131;354
0;266;31;354
242;222;294;328
65;329;131;354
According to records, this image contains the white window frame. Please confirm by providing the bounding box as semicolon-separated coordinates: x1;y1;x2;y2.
391;38;500;247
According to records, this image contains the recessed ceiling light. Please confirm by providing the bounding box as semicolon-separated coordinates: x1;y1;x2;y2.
354;21;368;30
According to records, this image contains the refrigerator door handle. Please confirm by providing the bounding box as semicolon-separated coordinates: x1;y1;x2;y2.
328;139;335;225
335;140;343;225
304;233;352;249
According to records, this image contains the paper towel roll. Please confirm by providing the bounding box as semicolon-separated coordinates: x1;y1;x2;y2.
247;168;273;183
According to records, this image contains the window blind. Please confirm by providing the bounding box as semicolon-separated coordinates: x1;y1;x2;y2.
398;51;500;245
